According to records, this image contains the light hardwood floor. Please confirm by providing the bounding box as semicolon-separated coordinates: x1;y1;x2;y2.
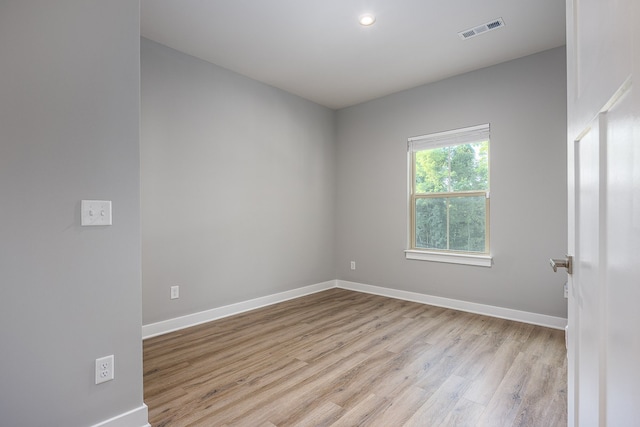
144;288;567;426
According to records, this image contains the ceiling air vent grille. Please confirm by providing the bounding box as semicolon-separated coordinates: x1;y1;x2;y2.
458;17;505;40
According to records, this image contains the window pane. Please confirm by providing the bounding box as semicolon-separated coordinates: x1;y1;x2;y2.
414;150;449;193
415;198;447;250
415;196;487;253
414;142;488;193
449;196;486;252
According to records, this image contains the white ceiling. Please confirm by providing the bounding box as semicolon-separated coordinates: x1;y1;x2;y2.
141;0;565;110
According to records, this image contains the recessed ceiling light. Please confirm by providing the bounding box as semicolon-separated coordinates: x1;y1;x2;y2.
359;14;376;26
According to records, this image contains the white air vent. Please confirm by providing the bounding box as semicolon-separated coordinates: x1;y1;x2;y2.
458;17;505;40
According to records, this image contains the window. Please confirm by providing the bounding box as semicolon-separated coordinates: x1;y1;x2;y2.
406;124;491;266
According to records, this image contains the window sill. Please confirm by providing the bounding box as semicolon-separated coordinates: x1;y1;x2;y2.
404;250;492;267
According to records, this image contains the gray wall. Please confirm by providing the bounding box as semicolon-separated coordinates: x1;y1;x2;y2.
0;1;144;426
141;39;336;324
335;47;568;318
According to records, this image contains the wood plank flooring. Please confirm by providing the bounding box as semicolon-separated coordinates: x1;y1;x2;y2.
143;289;567;426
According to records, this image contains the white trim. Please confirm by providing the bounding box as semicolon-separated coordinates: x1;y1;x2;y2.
337;280;567;330
142;279;567;340
91;404;149;427
405;249;492;267
142;281;336;339
408;123;490;151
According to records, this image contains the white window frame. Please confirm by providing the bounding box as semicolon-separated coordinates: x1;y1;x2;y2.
405;123;492;267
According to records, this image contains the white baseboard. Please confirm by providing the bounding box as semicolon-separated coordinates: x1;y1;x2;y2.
91;404;149;427
337;280;567;330
142;279;567;339
142;281;336;339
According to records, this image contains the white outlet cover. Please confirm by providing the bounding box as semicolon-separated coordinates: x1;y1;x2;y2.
81;200;112;226
95;354;114;384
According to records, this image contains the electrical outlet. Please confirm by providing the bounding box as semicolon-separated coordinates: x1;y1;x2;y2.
170;285;179;300
350;261;356;270
95;355;114;384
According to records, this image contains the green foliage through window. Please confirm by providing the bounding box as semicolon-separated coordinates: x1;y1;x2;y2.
411;137;489;254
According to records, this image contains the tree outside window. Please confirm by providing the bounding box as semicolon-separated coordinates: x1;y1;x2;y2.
409;125;490;254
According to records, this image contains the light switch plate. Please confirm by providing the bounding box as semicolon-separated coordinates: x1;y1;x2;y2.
81;200;112;226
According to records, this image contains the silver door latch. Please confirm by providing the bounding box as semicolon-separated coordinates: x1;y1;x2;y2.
550;255;573;275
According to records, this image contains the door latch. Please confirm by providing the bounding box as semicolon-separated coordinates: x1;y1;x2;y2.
550;255;573;275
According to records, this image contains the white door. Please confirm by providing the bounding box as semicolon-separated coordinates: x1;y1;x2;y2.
565;0;640;425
